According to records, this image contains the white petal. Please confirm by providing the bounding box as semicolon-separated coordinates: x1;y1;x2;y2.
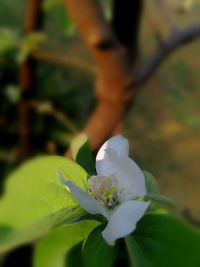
96;135;129;176
105;149;146;201
102;200;150;245
63;180;109;219
97;135;129;158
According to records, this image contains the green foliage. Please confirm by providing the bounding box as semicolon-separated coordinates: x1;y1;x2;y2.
42;0;76;37
126;213;200;267
0;28;47;63
34;220;99;267
83;225;118;267
42;0;62;11
144;171;175;207
71;134;96;175
147;192;175;208
0;156;88;253
66;242;85;267
4;85;21;104
143;171;159;194
0;28;18;55
17;32;47;64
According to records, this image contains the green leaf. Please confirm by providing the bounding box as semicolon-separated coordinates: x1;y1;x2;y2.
83;225;118;267
0;156;88;253
66;242;85;267
125;214;200;267
147;192;175;208
34;220;99;267
71;134;95;175
143;171;175;207
143;171;159;194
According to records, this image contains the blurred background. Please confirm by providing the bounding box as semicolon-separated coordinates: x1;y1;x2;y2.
0;1;200;262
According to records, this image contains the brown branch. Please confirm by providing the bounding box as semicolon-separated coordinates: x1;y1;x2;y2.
63;0;200;153
135;24;200;87
18;0;42;161
63;0;137;150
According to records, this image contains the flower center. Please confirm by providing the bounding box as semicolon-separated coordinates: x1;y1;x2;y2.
88;175;118;208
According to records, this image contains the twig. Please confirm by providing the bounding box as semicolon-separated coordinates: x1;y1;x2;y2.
30;101;78;134
32;51;96;74
135;23;200;87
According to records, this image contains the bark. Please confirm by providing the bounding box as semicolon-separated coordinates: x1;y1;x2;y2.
63;0;142;150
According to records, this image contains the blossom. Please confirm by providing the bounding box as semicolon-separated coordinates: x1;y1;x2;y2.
60;135;150;245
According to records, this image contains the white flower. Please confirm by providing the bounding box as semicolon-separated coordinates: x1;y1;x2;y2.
60;135;150;245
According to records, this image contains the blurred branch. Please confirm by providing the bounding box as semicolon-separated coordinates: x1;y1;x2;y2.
32;51;96;74
30;101;78;134
63;0;137;150
63;0;200;153
135;24;200;86
18;0;43;161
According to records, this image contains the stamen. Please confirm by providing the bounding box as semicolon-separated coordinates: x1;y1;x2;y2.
88;175;119;208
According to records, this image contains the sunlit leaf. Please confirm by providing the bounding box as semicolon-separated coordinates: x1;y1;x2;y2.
0;156;88;253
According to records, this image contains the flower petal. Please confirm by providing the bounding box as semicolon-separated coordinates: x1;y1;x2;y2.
104;149;146;201
102;200;150;245
62;180;109;219
96;135;129;176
